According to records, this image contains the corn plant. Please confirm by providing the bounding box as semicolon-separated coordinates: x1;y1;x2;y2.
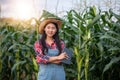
62;6;120;80
0;23;38;80
69;10;91;80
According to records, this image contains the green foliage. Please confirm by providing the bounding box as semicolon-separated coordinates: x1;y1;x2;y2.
0;23;38;80
61;6;120;80
0;6;120;80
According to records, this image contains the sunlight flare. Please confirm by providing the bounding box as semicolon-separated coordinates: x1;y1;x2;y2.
13;0;35;20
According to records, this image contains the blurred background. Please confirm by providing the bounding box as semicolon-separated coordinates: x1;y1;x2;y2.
0;0;120;80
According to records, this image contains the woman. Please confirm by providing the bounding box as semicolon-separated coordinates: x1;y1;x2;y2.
34;18;68;80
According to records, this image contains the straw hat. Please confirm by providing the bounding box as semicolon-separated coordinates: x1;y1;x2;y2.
39;18;62;34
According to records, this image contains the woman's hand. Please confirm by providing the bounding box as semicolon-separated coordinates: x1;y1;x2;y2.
57;52;68;60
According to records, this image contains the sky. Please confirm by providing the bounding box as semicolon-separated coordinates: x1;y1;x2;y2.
0;0;73;20
0;0;119;20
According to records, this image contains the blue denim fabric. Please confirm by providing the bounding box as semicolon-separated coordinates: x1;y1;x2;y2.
38;49;65;80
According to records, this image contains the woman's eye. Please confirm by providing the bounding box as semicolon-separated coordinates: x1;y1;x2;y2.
52;27;56;29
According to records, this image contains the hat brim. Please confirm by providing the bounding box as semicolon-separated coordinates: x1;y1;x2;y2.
39;18;62;34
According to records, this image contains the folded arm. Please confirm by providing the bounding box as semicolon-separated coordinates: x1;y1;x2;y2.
34;40;67;64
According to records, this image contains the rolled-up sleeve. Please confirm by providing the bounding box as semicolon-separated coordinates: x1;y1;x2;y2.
34;41;49;64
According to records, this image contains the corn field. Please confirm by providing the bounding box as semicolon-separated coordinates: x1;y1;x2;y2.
0;6;120;80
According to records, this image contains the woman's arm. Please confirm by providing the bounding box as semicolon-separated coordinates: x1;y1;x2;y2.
34;41;50;64
48;40;68;64
34;40;68;64
48;52;68;63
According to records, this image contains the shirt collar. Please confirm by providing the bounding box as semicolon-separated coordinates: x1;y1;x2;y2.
46;39;55;47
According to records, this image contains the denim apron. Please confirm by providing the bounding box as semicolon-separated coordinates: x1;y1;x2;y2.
38;48;65;80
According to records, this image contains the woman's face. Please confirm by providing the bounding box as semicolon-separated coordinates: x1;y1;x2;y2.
44;23;57;38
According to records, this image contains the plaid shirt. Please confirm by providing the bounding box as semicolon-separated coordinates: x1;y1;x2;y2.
34;40;65;64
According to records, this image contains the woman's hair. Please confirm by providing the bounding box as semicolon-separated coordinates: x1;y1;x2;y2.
39;22;62;55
